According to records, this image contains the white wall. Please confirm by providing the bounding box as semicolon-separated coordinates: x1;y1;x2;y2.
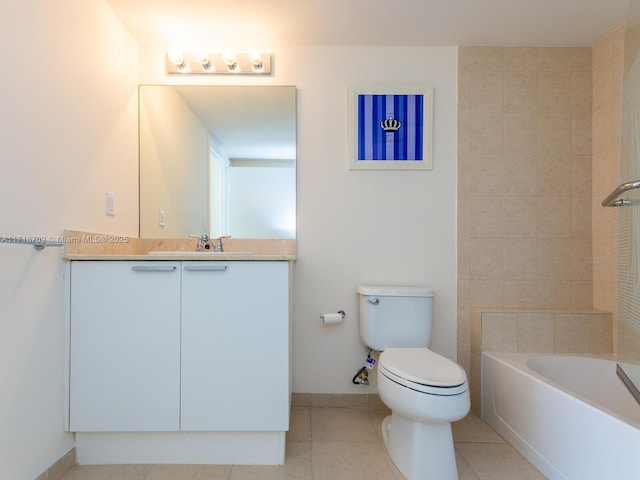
0;1;139;479
140;45;458;394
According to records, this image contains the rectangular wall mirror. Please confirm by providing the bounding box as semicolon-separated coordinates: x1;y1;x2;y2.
139;85;296;239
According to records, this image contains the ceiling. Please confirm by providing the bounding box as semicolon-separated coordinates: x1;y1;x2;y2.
106;0;629;48
120;0;630;162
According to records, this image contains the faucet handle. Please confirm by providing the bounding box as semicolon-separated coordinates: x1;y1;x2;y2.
189;234;210;251
213;235;231;252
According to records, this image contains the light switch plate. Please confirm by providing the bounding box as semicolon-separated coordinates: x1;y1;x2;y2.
106;192;115;216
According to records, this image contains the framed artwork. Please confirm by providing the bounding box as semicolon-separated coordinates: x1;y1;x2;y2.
349;85;433;170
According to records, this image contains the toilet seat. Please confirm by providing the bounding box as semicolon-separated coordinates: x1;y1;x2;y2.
379;348;468;396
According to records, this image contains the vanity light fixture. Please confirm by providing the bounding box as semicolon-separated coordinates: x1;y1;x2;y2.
164;51;272;75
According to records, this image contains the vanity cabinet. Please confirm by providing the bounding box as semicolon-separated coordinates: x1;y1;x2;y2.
68;261;181;431
181;261;289;430
67;260;290;434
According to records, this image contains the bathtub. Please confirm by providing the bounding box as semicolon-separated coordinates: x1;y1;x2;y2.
482;352;640;480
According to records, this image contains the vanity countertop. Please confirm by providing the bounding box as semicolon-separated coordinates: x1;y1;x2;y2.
62;230;296;261
65;252;295;261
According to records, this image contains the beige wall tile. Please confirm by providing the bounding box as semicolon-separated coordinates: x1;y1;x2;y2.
504;114;537;154
537;47;576;71
571;71;593;113
571;114;592;155
466;154;505;195
536;280;572;309
554;314;591;353
469;238;504;280
518;313;555;352
504;47;539;72
617;322;640;362
457;110;471;155
458;235;470;280
571;154;592;197
503;154;537;195
592;32;614;68
591;108;613;158
459;46;504;74
571;48;593;72
591;313;613;353
592;63;613;113
468;71;504;113
503;280;538;308
571;238;593;280
469;196;504;238
537;238;572;280
457;347;471;378
458;279;470;346
469;112;504;154
471;309;482;354
504;71;537;113
469;280;504;307
593;279;615;312
536;154;571;196
593;236;616;282
537;196;571;238
571;281;593;309
481;312;518;352
538;71;571;113
504;238;537;280
571;196;592;239
537;114;571;155
470;352;482;414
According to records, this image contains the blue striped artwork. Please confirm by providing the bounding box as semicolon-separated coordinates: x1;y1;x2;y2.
357;94;424;161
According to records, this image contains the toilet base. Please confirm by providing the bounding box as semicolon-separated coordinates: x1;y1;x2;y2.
381;414;458;480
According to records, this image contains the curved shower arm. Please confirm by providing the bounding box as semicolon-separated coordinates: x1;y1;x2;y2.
601;180;640;207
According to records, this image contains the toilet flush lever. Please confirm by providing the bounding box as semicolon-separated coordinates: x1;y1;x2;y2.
367;297;379;305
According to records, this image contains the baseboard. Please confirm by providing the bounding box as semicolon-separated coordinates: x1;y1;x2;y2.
34;448;75;480
292;393;386;409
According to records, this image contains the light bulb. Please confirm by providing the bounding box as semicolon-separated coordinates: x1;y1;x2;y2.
167;50;184;66
195;52;214;72
167;50;189;72
222;50;239;72
249;52;263;72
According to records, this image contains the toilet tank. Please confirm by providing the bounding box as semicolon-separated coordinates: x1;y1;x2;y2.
357;286;435;351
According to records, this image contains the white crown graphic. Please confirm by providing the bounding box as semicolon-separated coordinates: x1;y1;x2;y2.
380;115;401;132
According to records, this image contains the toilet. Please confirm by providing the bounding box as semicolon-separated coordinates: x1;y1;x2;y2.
357;286;470;480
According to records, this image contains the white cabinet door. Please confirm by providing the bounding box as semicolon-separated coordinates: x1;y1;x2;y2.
181;261;289;431
69;261;181;431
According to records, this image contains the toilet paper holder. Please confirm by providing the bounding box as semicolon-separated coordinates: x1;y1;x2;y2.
320;310;345;321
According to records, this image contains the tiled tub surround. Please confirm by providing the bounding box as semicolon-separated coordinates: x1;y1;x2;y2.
457;46;595;380
470;308;612;413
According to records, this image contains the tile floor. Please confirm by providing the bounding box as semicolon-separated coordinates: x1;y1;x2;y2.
59;407;547;480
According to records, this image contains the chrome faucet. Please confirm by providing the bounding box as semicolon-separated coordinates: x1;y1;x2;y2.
190;234;212;251
213;236;230;252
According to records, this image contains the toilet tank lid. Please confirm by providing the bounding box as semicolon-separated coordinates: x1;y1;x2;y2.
356;286;434;297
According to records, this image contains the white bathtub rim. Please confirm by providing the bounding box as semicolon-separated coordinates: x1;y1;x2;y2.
481;351;640;431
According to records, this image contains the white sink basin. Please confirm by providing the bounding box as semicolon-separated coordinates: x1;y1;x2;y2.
147;251;253;256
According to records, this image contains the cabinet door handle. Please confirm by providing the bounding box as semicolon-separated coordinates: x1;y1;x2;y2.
131;265;177;272
183;265;228;272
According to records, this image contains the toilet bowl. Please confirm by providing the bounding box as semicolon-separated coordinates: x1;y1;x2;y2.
356;286;470;480
377;348;470;480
